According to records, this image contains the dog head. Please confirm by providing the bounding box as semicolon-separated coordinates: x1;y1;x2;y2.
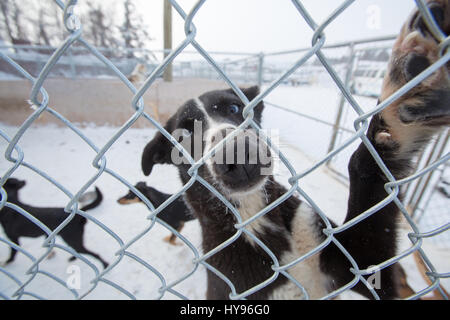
117;181;149;205
141;86;272;197
2;178;26;191
1;178;26;200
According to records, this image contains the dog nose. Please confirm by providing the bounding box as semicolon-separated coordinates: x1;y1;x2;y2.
211;129;272;190
213;147;260;181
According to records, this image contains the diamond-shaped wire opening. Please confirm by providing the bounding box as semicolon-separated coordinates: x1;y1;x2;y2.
0;0;448;300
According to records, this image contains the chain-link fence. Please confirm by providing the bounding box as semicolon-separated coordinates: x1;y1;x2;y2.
0;0;449;300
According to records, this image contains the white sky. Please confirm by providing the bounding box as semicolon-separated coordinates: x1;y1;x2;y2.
136;0;417;54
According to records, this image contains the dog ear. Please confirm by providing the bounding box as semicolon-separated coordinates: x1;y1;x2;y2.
227;86;260;102
4;178;26;189
241;86;260;101
242;86;264;125
142;117;177;176
141;132;172;176
135;181;147;189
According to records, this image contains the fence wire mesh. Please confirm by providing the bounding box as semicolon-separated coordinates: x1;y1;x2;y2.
0;0;449;300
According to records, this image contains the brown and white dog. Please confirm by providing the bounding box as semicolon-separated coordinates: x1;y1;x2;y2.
127;63;148;85
140;1;449;299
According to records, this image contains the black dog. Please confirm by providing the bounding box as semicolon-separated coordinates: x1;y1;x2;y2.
0;178;109;268
140;1;450;300
117;181;195;245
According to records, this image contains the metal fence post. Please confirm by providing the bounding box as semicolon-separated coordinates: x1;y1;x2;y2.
409;130;450;218
326;43;355;164
67;47;77;79
257;52;264;88
163;0;173;82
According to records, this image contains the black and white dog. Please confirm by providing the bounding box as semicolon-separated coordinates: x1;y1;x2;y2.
141;1;449;299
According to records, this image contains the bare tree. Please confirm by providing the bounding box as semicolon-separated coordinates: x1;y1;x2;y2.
10;1;24;41
122;0;133;52
0;0;154;59
81;0;121;57
119;0;152;58
0;0;28;45
37;7;51;46
0;0;14;44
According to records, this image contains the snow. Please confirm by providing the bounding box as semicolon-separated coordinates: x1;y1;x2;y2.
0;123;348;299
0;84;448;300
0;124;205;299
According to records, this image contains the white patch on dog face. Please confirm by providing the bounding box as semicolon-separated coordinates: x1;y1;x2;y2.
194;93;273;245
195;97;226;130
194;97;206;114
203;123;237;179
194;95;230;162
196;95;269;197
195;96;233;183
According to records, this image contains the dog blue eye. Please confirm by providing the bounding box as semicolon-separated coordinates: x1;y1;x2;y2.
229;104;240;114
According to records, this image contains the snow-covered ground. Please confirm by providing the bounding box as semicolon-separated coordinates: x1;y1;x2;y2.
0;84;449;299
0;123;350;299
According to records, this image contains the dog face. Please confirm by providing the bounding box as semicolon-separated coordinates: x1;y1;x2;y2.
117;182;148;205
2;178;26;191
1;178;26;201
141;86;272;196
